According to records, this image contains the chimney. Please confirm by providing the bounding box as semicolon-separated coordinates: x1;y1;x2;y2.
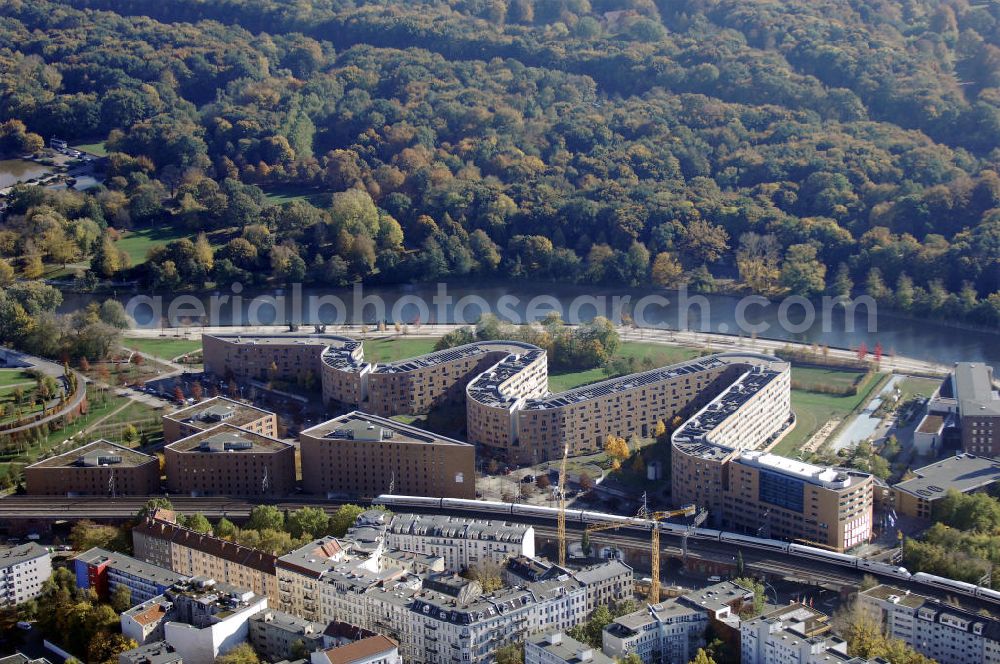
578;649;593;662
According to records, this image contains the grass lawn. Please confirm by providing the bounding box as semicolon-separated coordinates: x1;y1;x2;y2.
0;386;45;426
790;366;865;391
894;376;941;403
70;140;108;157
362;337;439;364
260;184;332;207
124;337;203;361
116;225;193;265
0;369;38;388
548;341;701;393
88;400;162;446
771;371;887;457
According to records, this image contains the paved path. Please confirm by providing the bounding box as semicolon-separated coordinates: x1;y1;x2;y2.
0;349;87;437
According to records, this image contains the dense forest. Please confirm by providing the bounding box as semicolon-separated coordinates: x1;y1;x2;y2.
0;0;998;326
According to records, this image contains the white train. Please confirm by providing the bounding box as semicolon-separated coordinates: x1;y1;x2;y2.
374;495;1000;604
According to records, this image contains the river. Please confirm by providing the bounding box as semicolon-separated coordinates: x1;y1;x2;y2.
0;158;52;189
61;281;1000;369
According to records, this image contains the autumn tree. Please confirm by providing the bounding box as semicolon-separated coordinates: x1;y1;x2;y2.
604;435;630;462
689;648;718;664
651;252;684;288
215;643;260;664
465;559;504;593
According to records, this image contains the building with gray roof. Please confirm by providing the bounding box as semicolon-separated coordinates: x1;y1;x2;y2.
164;423;295;497
249;609;325;662
892;453;1000;519
163;396;277;444
953;362;1000;457
385;513;535;572
526;632;614;664
25;439;160;496
603;581;753;664
118;641;183;664
74;547;187;606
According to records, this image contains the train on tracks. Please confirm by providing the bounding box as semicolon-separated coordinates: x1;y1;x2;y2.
375;494;1000;605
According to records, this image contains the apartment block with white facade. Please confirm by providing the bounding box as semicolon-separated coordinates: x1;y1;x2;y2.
741;603;858;664
860;584;1000;664
0;543;51;607
385;513;534;572
602;581;752;664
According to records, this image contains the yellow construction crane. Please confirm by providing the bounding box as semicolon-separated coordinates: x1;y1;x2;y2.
557;444;569;567
586;503;696;602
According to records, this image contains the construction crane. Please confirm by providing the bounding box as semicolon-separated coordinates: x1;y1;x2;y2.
586;502;697;602
557;444;569;567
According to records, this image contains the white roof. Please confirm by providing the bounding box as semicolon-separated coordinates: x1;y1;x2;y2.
739;451;851;488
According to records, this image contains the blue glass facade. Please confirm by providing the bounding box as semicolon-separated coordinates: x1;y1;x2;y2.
758;469;805;513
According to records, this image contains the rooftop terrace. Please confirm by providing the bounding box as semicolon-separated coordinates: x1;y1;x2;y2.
166;424;291;454
166;397;273;429
27;439;157;469
301;411;471;447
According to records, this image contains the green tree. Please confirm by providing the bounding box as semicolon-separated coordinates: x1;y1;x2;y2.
135;498;172;522
110;584;133;613
329;504;366;537
181;513;212;534
0;259;14;287
287;507;330;539
98;300;130;329
215;517;238;540
733;577;766;617
70;521;127;553
780;244;827;295
496;643;524;664
831;262;854;296
247;505;285;532
465;559;504;593
567;605;612;648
